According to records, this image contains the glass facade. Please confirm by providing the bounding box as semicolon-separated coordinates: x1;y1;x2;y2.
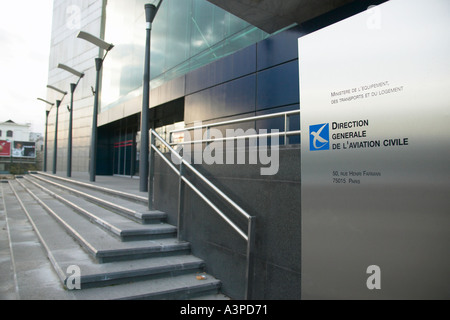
101;0;270;111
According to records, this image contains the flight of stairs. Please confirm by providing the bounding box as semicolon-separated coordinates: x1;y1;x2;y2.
1;172;228;300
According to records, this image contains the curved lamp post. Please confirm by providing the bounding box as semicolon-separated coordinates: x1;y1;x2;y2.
140;0;163;192
37;98;54;172
57;63;85;177
76;31;114;182
46;85;67;174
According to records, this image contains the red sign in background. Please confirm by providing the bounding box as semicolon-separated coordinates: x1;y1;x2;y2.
0;140;11;157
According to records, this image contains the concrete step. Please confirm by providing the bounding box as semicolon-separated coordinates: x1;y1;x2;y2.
2;181;72;299
29;173;162;224
71;273;222;300
2;181;224;299
12;179;190;263
33;171;147;205
22;175;176;241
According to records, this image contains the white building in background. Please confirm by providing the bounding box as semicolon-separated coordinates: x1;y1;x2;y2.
0;120;41;174
0;120;32;141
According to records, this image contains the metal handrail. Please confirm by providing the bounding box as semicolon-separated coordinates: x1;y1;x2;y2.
150;141;249;240
169;109;300;147
149;129;256;299
170;110;299;133
169;130;302;146
149;110;300;299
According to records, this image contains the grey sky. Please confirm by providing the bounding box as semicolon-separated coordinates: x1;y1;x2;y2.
0;0;54;134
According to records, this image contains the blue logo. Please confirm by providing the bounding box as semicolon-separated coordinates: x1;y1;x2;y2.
309;123;330;151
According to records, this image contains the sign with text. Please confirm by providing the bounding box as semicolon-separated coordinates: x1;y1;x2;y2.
299;0;450;299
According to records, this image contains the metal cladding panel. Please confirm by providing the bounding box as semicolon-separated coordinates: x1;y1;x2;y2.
185;74;256;124
257;26;304;70
185;44;257;95
256;60;299;111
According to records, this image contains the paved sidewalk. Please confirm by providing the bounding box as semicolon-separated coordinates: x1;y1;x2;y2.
0;182;17;300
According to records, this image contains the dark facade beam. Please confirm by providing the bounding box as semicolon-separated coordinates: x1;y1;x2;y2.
207;0;356;33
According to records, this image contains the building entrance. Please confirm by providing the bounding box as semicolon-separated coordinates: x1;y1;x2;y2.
113;126;137;176
99;98;184;177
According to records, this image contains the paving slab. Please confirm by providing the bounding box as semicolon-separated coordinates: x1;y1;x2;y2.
1;182;75;300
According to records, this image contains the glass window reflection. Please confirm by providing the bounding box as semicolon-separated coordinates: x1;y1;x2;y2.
101;0;269;112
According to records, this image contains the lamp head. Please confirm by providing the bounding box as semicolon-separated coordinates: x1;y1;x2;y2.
58;63;85;78
47;85;67;95
145;1;162;23
37;98;54;106
77;31;114;51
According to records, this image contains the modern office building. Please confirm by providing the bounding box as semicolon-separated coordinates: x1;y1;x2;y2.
45;0;381;177
41;0;449;299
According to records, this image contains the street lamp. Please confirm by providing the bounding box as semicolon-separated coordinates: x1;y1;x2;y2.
37;98;54;172
57;63;85;178
46;85;67;175
77;31;114;182
140;0;163;192
47;85;67;96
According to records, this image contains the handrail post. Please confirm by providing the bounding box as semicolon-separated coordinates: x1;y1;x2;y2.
177;162;185;242
205;126;210;147
148;132;156;210
245;216;256;300
284;113;289;146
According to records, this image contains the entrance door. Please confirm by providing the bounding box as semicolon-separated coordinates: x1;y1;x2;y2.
113;127;136;176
